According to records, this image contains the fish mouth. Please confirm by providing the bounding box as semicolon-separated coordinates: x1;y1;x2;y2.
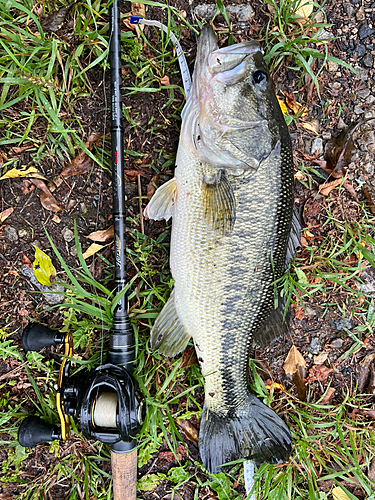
194;24;219;80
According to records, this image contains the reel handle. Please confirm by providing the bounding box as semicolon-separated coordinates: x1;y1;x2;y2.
18;416;60;447
22;324;64;352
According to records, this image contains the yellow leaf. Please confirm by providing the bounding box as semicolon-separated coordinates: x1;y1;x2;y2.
33;246;57;286
332;487;357;500
301;121;319;135
82;243;105;259
296;0;314;18
277;96;288;116
0;166;49;181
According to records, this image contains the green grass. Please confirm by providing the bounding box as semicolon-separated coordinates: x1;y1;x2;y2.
1;0;375;499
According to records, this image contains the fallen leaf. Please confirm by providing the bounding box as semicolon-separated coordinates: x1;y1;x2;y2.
300;120;319;135
332;486;358;500
84;226;114;243
296;0;313;18
304;229;315;240
160;75;170;86
21;179;35;195
124;169;147;182
21;252;32;269
33;246;57;286
306;364;333;383
179;345;197;369
283;345;307;401
343;180;359;202
319;177;342;197
277;96;288;116
364;409;375;419
0;166;48;181
294;171;307;182
82;243;105;259
294;307;305;321
264;381;285;393
368;456;375;482
284;91;308;117
158;451;176;462
361;185;375;215
0;207;14;222
357;352;375;393
177;419;199;443
31;178;62;212
10;144;33;154
40;2;74;32
147;174;160;200
319;387;335;405
52;214;61;223
58;133;102;179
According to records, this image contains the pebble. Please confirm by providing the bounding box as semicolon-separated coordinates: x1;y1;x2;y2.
308;337;320;355
327;60;339;72
311;137;323;155
354;105;364;114
330;338;344;348
66;199;76;210
62;227;74;242
356;7;366;21
20;265;65;305
358;23;374;40
363;53;374;67
4;226;18;242
70;246;78;257
366;94;375;104
18;228;28;239
194;3;255;21
356;45;367;57
359;268;375;294
364;162;375;176
80;202;88;216
344;3;356;18
358;88;371;99
330;318;353;331
31;239;42;249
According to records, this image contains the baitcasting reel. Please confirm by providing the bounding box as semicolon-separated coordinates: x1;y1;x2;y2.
18;323;143;451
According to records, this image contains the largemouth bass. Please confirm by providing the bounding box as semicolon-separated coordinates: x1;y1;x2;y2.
145;25;297;473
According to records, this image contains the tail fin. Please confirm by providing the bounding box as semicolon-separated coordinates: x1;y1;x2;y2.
199;394;292;473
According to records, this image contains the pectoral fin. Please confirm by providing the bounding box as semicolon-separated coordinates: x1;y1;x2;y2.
201;170;236;235
151;290;191;357
144;178;177;221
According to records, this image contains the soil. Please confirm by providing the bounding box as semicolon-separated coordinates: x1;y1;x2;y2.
0;0;375;498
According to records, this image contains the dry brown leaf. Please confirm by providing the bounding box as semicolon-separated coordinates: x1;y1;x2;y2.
319;387;335;405
52;214;61;223
0;207;14;222
59;133;102;179
82;243;105;259
177;418;199;443
31;178;62;212
319;177;342;197
160;75;170;86
306;364;333;383
147;174;160;200
124;169;147;181
361;185;375;214
179;345;197;369
84;226;114;243
368;456;375;482
357;352;375;393
284;92;308;117
313;352;328;365
283;346;307;401
21;252;32;269
300;120;319;135
294;307;305;321
10;144;33;154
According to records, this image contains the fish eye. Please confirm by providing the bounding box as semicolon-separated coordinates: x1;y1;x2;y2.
252;71;267;85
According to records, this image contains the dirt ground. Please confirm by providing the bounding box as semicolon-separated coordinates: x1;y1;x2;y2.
1;0;375;498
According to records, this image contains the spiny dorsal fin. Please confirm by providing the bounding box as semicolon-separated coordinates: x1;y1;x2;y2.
201;170;236;235
150;290;191;357
144;177;177;221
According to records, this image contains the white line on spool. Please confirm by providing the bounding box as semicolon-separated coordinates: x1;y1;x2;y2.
93;392;118;428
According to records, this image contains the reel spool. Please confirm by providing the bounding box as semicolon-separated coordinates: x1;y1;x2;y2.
18;324;143;449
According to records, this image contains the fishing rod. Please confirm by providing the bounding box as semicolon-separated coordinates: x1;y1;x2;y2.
18;1;141;498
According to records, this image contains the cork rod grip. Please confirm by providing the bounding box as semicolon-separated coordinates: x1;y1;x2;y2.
111;448;138;500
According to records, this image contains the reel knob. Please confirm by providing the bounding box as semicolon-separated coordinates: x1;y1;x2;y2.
22;324;64;352
18;416;61;447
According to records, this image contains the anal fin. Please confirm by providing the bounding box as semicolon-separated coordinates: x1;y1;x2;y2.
150;290;191;357
144;177;177;221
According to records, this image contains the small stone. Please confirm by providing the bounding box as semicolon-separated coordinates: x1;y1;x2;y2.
20;265;65;305
66;199;76;210
330;338;344;348
70;246;78;257
359;267;375;294
356;7;366;21
4;226;18;242
314;352;329;364
364;162;375;176
31;240;42;249
330;318;353;331
366;94;375;105
364;111;375;119
358;88;371;99
356;45;367;58
18;229;28;238
80;202;88;216
311;137;324;155
322;131;332;140
344;2;356;17
354;105;364;114
62;227;74;242
358;23;374;40
363;53;374;67
337;117;347;130
227;4;255;22
327;60;339;72
308;337;320;355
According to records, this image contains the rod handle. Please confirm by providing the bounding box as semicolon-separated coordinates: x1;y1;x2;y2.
111;448;137;500
18;416;59;447
22;324;63;352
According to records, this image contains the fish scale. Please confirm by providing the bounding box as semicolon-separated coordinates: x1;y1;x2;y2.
145;25;296;473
